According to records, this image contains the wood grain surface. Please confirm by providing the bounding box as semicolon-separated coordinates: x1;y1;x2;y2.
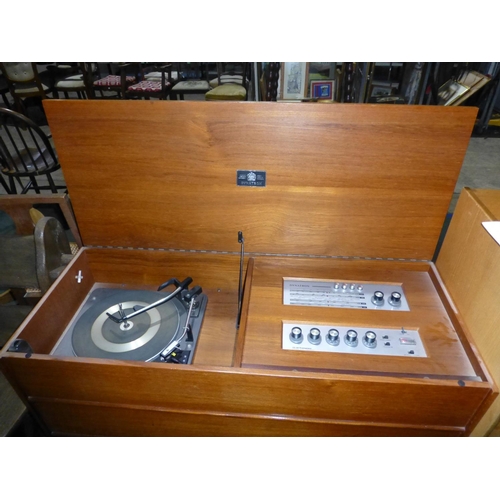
0;355;491;432
43;100;476;260
436;188;500;435
32;399;464;436
0;245;494;436
0;249;94;354
2;103;491;436
84;248;242;367
240;256;480;379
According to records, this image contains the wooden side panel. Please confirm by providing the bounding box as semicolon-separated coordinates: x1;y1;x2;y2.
0;249;94;354
44;101;476;260
436;188;500;435
32;400;463;437
0;356;491;430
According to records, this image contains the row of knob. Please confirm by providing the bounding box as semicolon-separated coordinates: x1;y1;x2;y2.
334;283;364;291
290;327;377;348
331;285;403;308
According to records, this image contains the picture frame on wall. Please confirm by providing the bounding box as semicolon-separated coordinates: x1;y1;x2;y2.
310;80;335;101
279;62;309;101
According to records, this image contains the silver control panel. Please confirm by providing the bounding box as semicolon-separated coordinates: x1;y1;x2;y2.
282;322;426;358
283;279;410;311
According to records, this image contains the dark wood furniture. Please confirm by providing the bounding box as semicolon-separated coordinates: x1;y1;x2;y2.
0;100;495;436
126;63;173;100
170;63;211;100
0;63;49;114
205;63;248;101
0;70;11;107
0;107;66;194
0;193;82;246
49;63;93;100
89;63;139;99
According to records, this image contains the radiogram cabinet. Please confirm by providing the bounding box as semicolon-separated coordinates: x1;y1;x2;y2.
0;101;497;436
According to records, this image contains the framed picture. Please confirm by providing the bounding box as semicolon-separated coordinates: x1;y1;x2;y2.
310;80;335;101
280;62;309;101
438;80;469;106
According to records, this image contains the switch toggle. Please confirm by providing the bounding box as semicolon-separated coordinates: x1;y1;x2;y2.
399;337;416;345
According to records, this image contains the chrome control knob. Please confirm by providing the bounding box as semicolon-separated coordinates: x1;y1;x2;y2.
308;327;322;345
371;291;384;306
344;329;358;347
290;327;303;344
363;331;377;348
389;291;402;307
342;284;348;291
326;328;340;346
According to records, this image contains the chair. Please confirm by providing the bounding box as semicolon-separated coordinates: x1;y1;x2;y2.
0;71;11;108
0;63;50;113
48;63;95;99
0;108;65;194
208;63;247;88
91;63;139;98
126;63;173;100
205;63;249;101
143;63;180;85
170;63;211;100
0;169;12;193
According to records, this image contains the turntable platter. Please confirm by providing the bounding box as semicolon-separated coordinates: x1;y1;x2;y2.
72;290;186;361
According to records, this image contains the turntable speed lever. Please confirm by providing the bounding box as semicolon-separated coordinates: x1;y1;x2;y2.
107;276;193;324
158;277;193;292
184;285;202;302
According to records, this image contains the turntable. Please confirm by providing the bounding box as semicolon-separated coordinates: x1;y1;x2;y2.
51;278;207;364
1;100;499;436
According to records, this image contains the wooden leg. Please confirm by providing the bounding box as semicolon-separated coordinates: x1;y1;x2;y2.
29;176;40;194
1;92;10;108
46;173;58;193
0;173;13;194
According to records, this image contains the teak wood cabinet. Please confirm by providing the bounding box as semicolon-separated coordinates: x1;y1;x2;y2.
1;101;498;436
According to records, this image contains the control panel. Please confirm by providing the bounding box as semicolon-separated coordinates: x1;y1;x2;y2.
282;322;426;358
283;278;410;311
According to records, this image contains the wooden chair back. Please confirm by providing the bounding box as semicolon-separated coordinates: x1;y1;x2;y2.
0;108;63;193
0;63;47;112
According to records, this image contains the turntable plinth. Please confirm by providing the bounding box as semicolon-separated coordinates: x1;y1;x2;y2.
1;101;497;436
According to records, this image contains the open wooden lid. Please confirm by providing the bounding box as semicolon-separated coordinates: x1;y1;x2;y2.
44;101;476;260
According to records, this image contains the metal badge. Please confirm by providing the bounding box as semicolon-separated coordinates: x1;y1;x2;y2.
237;170;266;187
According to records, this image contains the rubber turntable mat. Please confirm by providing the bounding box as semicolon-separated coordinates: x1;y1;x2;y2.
72;289;185;361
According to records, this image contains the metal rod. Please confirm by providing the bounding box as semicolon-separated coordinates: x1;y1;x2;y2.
107;283;184;323
237;231;245;328
160;297;196;359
